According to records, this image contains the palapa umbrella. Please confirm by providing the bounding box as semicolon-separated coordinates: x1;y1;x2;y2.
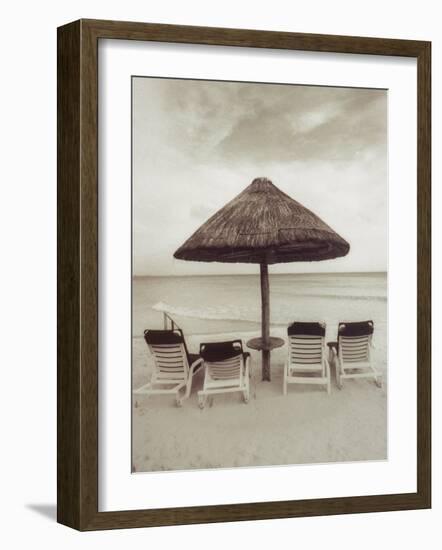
174;177;349;381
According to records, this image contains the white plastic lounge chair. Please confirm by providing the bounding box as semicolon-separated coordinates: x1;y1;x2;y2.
197;340;250;409
333;320;382;389
284;322;330;395
133;329;203;406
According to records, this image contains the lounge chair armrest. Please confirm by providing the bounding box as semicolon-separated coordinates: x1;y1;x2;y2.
327;341;338;356
244;360;250;378
189;357;204;374
285;359;290;374
243;353;251;377
182;358;204;401
328;346;338;366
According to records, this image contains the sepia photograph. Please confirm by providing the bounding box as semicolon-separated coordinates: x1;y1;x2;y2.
131;76;388;473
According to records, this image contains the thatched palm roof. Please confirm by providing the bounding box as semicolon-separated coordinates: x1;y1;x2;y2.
174;178;350;264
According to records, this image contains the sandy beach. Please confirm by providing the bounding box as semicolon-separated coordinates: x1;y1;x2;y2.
132;315;387;473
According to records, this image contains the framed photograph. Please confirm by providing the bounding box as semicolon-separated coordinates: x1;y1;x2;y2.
57;19;431;530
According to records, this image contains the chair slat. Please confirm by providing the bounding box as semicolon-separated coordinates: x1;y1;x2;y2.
341;337;369;361
210;373;241;380
340;341;369;348
209;363;241;371
158;369;186;375
291;358;322;364
341;345;368;351
290;347;322;355
150;341;188;379
290;338;322;344
207;355;242;380
152;346;181;355
157;359;185;364
208;359;242;367
340;336;369;343
340;333;370;364
289;333;324;366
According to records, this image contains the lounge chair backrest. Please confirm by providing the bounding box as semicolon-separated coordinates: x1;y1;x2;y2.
200;340;244;381
338;321;373;363
144;329;189;379
287;322;325;365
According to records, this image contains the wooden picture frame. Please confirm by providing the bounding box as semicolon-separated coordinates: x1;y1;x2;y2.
57;18;431;531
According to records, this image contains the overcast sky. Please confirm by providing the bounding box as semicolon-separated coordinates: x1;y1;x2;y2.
133;77;387;276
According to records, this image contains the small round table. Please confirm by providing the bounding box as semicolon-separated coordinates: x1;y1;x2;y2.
246;337;285;382
246;336;285;351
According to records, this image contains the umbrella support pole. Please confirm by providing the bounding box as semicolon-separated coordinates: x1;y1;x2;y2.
260;262;271;381
262;350;270;382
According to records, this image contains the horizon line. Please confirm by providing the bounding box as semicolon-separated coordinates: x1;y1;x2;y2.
133;270;387;279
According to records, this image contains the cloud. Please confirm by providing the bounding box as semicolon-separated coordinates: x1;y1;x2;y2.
142;79;386;166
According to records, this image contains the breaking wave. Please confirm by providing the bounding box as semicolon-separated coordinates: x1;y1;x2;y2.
152;291;386;326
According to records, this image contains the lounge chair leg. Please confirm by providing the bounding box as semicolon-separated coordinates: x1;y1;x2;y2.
336;367;343;390
198;394;205;409
325;361;331;394
175;395;183;407
243;387;249;403
183;380;193;401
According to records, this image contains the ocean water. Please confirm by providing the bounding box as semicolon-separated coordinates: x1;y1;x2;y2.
132;272;387;345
